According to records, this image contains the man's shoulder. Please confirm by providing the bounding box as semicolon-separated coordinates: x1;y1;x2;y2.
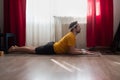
65;32;73;36
64;32;75;39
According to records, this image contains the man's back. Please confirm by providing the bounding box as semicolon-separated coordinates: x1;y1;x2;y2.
53;32;76;54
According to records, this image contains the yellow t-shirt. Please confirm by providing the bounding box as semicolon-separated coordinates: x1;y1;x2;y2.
53;32;76;54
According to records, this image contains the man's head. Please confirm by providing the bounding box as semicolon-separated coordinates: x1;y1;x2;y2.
69;21;81;34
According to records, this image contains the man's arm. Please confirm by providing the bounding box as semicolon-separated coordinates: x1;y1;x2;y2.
68;46;83;54
68;46;94;55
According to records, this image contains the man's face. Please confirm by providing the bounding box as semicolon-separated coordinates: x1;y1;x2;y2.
76;24;81;33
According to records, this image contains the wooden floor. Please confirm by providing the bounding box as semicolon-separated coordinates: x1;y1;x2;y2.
0;53;120;80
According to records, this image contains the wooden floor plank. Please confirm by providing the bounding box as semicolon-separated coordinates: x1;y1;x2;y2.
0;53;120;80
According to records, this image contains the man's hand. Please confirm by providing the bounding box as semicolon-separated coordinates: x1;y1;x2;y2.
68;47;100;55
68;46;83;54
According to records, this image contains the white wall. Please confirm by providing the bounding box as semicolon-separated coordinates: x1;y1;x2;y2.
0;0;3;32
114;0;120;35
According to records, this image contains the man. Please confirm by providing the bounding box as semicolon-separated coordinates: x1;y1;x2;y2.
8;21;93;55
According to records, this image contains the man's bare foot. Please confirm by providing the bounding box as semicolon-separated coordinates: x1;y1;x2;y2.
8;46;16;52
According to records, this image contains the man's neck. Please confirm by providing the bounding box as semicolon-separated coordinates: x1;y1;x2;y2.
71;31;77;36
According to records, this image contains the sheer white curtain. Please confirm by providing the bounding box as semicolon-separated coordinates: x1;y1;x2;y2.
26;0;87;47
26;0;55;46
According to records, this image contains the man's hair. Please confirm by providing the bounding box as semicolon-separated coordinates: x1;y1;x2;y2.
69;21;78;31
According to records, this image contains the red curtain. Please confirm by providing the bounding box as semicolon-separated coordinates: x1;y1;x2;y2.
4;0;26;46
87;0;113;47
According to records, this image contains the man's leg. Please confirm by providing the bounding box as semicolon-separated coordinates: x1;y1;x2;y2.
8;46;36;53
